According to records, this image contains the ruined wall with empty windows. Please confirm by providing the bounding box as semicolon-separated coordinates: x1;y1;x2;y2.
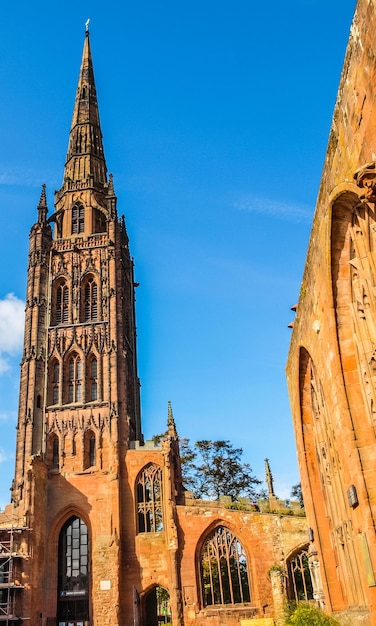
287;1;376;624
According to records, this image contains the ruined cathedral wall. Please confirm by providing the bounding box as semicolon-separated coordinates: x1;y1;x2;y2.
176;504;308;626
287;0;376;620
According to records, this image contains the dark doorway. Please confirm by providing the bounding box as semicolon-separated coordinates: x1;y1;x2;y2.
145;586;171;626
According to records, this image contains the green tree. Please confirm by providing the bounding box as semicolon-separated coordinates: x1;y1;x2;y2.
291;483;304;508
152;434;261;501
184;439;261;501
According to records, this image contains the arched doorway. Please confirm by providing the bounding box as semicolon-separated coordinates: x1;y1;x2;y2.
144;586;171;626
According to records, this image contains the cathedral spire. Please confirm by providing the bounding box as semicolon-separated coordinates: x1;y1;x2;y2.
63;27;107;187
167;401;178;439
37;183;48;224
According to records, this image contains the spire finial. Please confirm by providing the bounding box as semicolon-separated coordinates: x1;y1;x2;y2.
108;173;115;196
63;26;107;187
37;184;48;224
265;458;275;498
85;18;90;33
167;401;178;438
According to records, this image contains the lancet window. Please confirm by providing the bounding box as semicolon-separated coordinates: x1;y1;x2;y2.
200;526;251;607
83;277;98;322
50;360;60;405
89;357;98;401
52;437;59;469
84;430;96;469
55;280;69;325
68;353;82;403
137;464;163;532
72;203;84;234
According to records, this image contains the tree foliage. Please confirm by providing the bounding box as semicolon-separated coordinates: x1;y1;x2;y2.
291;483;304;508
154;433;261;502
285;603;341;625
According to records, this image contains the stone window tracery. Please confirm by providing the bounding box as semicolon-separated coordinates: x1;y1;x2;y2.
50;359;60;405
137;463;163;533
67;353;82;404
88;356;98;401
57;516;89;624
83;276;98;322
286;546;314;602
200;526;251;607
72;203;84;235
55;280;69;325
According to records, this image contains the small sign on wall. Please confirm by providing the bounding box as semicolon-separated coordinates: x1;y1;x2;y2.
100;580;111;590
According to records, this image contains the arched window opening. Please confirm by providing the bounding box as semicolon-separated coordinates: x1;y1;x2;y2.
68;353;82;404
145;586;171;626
93;208;106;234
287;547;313;602
84;278;98;322
89;357;98;401
84;431;96;469
52;437;59;469
55;281;69;325
137;464;163;533
51;360;60;405
36;395;41;409
57;516;89;625
72;203;84;235
200;526;251;607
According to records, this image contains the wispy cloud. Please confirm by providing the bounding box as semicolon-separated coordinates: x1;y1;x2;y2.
0;165;59;188
235;195;313;223
0;450;9;465
0;294;25;374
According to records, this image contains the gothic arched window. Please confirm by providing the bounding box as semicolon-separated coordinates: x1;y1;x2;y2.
72;203;84;235
52;436;59;469
84;277;98;322
68;353;82;403
57;516;89;624
137;464;163;533
48;359;60;404
88;356;98;401
286;546;314;602
84;430;96;469
200;526;251;607
55;280;69;325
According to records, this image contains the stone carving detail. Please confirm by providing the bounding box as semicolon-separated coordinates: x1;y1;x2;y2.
348;199;376;424
354;161;376;203
46;410;109;438
48;322;109;358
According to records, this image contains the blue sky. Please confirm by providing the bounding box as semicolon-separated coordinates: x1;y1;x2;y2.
0;0;356;507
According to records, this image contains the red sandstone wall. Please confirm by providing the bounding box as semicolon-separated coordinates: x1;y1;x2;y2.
287;1;376;623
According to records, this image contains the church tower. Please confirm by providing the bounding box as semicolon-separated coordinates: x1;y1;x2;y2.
13;28;141;501
10;28;144;626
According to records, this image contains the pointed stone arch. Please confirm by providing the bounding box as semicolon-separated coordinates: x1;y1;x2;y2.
136;463;164;533
197;523;251;608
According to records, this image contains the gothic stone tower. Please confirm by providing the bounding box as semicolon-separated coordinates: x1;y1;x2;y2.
10;29;150;626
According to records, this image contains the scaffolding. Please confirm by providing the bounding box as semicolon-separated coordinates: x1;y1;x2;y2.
0;508;28;624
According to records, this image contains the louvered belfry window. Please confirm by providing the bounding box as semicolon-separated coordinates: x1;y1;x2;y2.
68;353;82;403
56;281;68;325
72;203;84;234
90;357;98;401
84;277;98;321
